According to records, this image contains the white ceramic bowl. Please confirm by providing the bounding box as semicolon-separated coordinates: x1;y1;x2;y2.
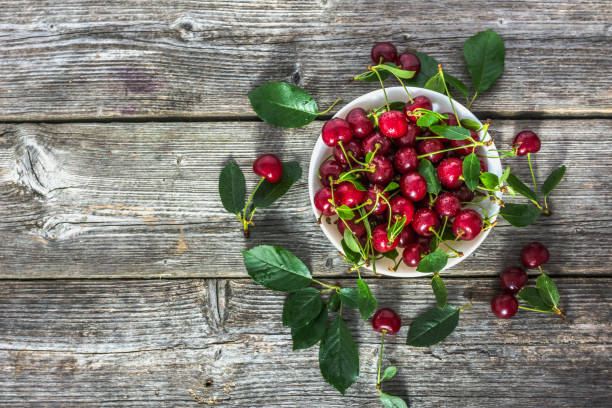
308;86;502;277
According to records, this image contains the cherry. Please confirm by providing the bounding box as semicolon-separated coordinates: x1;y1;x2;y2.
314;187;335;216
253;154;283;183
478;156;488;172
449;130;479;156
346;108;374;138
434;192;461;218
442;112;458;126
367;155;394;185
416;236;432;253
333;140;362;167
400;171;428;202
452;209;483;241
397;52;421;76
335;181;365;208
491;293;518;319
379;110;408;139
371;308;401;334
319;160;345;187
521;242;549;269
397;227;417;247
337;219;366;239
371;42;398;64
364;186;388;215
417;139;445;163
395;122;421;147
390;195;415;226
513;130;541;156
437;157;464;189
452;184;475;203
362;130;392;155
500;266;528;294
411;208;440;237
404;95;433;123
393;147;418;173
402;243;426;267
372;224;399;253
321;118;353;147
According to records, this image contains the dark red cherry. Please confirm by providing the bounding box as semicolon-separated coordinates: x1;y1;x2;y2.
395;122;421;147
397;52;421;76
321;118;353;147
390;196;415;226
452;209;483;241
491;293;518;319
442;112;458;126
450;130;479;156
333;140;363;167
417;139;445;163
372;224;399;253
379;110;408;139
402;243;426;267
393;147;418;174
364;186;388;215
397;227;417;247
367;155;394;185
513;130;541;156
319;160;345;187
371;308;402;334
416;236;432;253
399;171;428;202
500;266;528;294
314;187;335;216
346;108;374;138
434;192;461;218
253;154;283;183
478;156;488;172
411;208;440;237
521;242;550;269
362;130;392;155
437;157;464;189
371;42;398;64
404;95;433;123
337;219;367;239
335;181;365;208
452;184;475;203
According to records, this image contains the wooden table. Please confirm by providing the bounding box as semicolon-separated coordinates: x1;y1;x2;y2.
1;1;610;406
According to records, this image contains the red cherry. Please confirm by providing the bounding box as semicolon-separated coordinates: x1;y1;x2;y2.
253;154;283;183
478;156;488;172
337;219;367;239
346;108;374;138
395;122;421;147
397;228;417;247
333;140;363;167
390;196;415;226
500;266;528;294
449;130;479;156
399;171;428;202
319;160;345;187
442;112;458;126
371;42;398;64
364;186;389;215
335;181;365;208
367;155;394;185
404;95;433;123
379;110;408;139
491;293;518;319
393;147;418;174
371;308;402;334
397;52;421;76
372;224;399;253
321;118;353;147
513;130;541;156
452;209;483;241
402;243;426;267
521;242;550;269
452;184;475;203
362;130;392;155
434;192;461;218
437;157;464;189
411;208;440;237
417;139;445;163
314;187;335;216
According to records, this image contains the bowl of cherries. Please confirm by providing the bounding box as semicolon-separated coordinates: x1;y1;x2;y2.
308;86;502;277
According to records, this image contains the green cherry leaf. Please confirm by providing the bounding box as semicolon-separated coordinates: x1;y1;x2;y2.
339;288;360;309
424;72;446;94
462;153;481;191
416;112;439;127
357;278;377;320
377;63;416;79
328;291;341;312
381;366;397;382
360;69;390;83
460;118;482;131
383;181;400;193
405;51;439;87
418;159;441;195
282;287;324;328
431;274;447;308
499;166;511;185
382;248;399;262
463;29;505;93
341;239;362;265
406;304;460;347
517;287;553;311
343;229;361;253
291;306;328;350
218;161;246;214
388;101;406;111
242;245;312;292
248;82;318;128
430;125;471;140
506;173;538;202
416;248;449;273
445;75;469;99
379;392;408;408
480;172;500;190
541;165;566;197
251;162;302;208
336;205;355;220
536;274;560;308
319;315;360;395
500;203;541;227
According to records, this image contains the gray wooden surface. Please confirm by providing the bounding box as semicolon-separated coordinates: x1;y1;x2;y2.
0;0;611;407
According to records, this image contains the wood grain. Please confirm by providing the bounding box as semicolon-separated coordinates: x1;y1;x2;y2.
0;120;609;279
0;0;610;120
0;278;609;407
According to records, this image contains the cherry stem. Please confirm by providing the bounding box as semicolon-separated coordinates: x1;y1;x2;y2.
416;143;480;159
348;152;367;167
538;265;544;274
372;68;390;111
459;300;473;312
312;279;338;290
415;135;445;140
518;306;554;314
337;141;353;170
356;195;380;222
391;73;414;104
527;153;537;192
376;329;386;387
378;194;394;230
317;98;343;116
467;91;479;109
242;176;266;233
438;65;461;126
429;227;462;257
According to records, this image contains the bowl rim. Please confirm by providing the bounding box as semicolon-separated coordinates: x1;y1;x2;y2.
308;86;502;277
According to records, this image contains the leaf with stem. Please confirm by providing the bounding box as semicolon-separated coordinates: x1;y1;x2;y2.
506;173;538;202
381;366;397;382
430;125;471;140
357;278;377;320
541;165;566;197
379;393;408;408
338;288;360;309
242;245;312;292
319;315;360;395
248;82;318;128
460;118;482;131
219;161;246;214
291;306;328;350
480;172;500;190
463;29;505;95
431;274;447;308
517;287;554;312
418;159;441;195
536;274;560;308
406;304;460;347
282;287;324;328
499;203;541;227
416;248;449;273
462;153;481;191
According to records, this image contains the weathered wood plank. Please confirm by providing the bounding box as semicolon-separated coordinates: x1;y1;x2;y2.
0;120;609;278
0;278;609;406
0;0;610;120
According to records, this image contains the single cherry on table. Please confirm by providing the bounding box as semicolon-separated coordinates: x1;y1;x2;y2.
253;153;283;183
